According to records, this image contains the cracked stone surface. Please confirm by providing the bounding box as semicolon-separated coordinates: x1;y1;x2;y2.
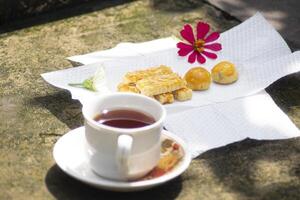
0;0;299;199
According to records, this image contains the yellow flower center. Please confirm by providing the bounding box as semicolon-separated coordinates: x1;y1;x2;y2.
194;39;205;53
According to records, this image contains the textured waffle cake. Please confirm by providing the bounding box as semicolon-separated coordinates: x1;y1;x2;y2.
117;66;192;104
123;65;173;84
154;92;174;104
136;73;186;96
117;82;140;93
173;87;193;101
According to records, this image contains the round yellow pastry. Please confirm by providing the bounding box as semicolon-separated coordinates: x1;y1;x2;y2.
184;67;211;90
211;61;238;84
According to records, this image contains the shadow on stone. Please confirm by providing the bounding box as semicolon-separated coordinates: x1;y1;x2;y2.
206;0;300;50
30;91;83;129
150;0;205;12
150;0;237;22
45;164;182;200
196;136;300;199
266;72;300;114
0;0;134;34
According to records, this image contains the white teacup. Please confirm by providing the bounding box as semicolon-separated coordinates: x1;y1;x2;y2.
82;93;166;181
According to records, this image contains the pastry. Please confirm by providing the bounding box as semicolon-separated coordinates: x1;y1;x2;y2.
117;82;140;93
154;93;174;104
184;67;211;90
157;152;180;171
211;61;238;84
142;139;183;180
117;66;192;104
123;65;173;84
136;73;187;96
173;87;192;101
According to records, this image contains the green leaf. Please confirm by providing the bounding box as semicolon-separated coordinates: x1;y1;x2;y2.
68;77;96;91
82;78;96;91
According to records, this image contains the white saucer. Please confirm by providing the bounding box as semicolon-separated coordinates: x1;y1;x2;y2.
53;127;191;192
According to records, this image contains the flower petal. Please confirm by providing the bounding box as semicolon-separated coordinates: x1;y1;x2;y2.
177;42;193;50
197;22;210;40
202;51;217;59
205;32;220;43
197;53;206;64
188;51;198;63
204;43;222;51
180;24;195;44
177;42;194;56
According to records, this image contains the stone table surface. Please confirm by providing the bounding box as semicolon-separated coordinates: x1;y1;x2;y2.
1;0;300;199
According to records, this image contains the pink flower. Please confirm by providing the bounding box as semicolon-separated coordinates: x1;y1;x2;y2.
177;22;222;64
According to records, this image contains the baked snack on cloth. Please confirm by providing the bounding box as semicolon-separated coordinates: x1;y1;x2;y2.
154;92;174;104
117;82;140;93
211;61;238;84
184;67;211;90
136;73;186;96
117;65;192;104
123;65;173;84
173;87;193;101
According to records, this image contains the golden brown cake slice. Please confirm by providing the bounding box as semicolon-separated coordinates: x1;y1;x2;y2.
117;82;140;93
154;93;174;104
123;65;173;83
136;73;187;96
173;87;193;101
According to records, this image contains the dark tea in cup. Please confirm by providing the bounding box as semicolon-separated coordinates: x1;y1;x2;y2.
94;108;155;129
83;93;166;180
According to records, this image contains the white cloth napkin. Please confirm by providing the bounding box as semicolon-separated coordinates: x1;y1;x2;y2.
165;91;300;158
67;37;178;65
42;13;300;158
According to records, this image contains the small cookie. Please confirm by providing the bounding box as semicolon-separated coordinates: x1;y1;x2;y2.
211;61;238;84
184;67;211;90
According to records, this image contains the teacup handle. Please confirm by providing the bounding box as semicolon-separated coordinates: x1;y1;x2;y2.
116;134;133;180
